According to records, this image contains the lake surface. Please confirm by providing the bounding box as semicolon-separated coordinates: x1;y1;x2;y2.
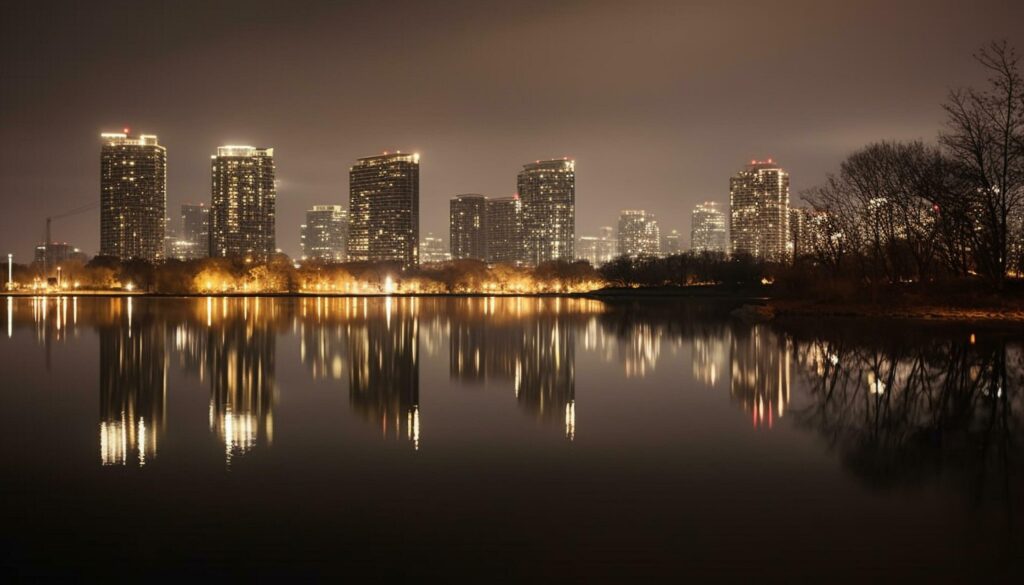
1;296;1022;580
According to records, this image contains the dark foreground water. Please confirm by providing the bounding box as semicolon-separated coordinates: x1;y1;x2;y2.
1;296;1022;580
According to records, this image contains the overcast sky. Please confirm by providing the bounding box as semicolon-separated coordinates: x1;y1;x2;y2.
1;0;1022;259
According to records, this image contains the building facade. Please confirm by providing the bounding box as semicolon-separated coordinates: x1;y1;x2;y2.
661;229;682;256
577;226;617;266
450;194;488;261
617;210;660;257
485;195;524;265
420;233;450;264
181;203;210;257
301;205;348;262
349;152;420;266
210;146;276;261
100;132;167;261
729;161;790;260
518;159;575;265
691;201;728;254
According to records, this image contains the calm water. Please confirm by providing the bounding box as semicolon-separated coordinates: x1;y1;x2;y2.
1;296;1022;580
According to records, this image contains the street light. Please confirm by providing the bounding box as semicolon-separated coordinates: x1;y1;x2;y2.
57;266;62;290
6;254;11;290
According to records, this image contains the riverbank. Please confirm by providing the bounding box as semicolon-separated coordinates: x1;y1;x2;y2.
6;286;1024;324
769;299;1024;325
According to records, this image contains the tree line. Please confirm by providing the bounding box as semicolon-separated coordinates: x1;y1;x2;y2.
801;41;1024;291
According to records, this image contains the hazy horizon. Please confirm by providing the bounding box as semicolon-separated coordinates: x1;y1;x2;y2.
2;0;1022;259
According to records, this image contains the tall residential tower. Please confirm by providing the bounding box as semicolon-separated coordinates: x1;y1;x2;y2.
486;195;524;264
519;159;575;265
617;210;660;257
729;160;789;260
348;152;420;266
100;131;167;261
449;194;488;261
301;205;348;262
210;146;276;261
691;201;728;254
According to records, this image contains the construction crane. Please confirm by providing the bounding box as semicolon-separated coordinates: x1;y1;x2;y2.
42;201;99;277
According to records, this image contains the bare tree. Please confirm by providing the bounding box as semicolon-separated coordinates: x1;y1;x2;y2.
941;41;1024;288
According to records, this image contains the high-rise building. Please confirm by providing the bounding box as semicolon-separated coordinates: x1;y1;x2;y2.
349;152;420;266
691;201;728;254
790;207;829;259
729;160;790;260
617;210;660;257
300;205;348;262
661;229;682;257
181;203;210;257
577;226;617;266
100;131;166;261
450;194;488;261
519;159;575;265
210;146;276;261
420;233;450;264
485;195;524;265
34;242;85;267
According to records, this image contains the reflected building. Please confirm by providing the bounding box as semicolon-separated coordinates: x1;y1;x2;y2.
206;304;276;463
98;299;167;466
348;298;421;448
692;330;729;388
448;298;584;440
729;324;791;429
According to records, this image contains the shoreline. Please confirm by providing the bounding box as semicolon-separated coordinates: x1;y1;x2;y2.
6;288;1024;324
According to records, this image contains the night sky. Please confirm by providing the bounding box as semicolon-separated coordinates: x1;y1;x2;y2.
1;0;1022;260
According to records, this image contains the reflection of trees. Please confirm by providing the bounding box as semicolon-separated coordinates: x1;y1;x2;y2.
98;298;166;466
791;329;1024;502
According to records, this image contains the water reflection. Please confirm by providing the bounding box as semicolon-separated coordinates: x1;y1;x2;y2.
789;326;1023;500
98;299;166;466
347;297;420;449
449;299;582;439
6;296;1021;502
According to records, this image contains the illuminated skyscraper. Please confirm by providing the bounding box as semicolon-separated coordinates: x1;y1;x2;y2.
729;160;790;260
349;152;420;266
519;159;575;265
100;131;166;261
577;226;618;266
180;203;210;258
301;205;348;262
617;210;660;257
661;229;682;257
420;233;450;264
210;146;276;261
450;194;488;261
691;201;728;254
485;195;524;264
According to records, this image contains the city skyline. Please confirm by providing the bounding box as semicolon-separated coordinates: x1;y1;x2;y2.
3;1;1020;260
